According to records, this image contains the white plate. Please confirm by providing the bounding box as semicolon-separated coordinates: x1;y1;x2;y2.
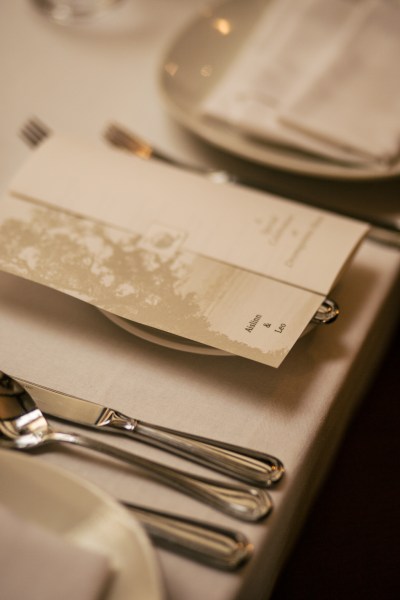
99;298;339;356
0;450;164;600
99;309;229;355
159;0;400;180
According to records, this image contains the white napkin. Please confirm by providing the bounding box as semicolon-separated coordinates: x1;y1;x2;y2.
281;0;400;164
202;0;400;168
0;503;113;600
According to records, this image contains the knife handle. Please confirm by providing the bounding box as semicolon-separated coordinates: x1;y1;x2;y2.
96;408;284;487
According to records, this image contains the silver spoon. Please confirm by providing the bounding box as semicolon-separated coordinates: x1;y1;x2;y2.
0;372;272;522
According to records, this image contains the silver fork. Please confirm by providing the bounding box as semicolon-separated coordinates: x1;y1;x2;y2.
103;122;233;182
20;117;51;147
104;122;169;163
20;117;200;166
20;118;232;183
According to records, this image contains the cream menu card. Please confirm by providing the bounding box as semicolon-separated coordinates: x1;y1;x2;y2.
0;136;368;366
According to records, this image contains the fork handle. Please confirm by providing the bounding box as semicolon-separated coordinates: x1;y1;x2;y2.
122;501;252;570
95;409;284;487
48;431;272;522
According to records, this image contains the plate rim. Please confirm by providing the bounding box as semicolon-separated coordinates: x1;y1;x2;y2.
158;0;400;181
0;450;165;600
99;308;230;355
98;299;339;356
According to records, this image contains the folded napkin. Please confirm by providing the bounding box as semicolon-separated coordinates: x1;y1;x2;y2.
202;0;400;168
0;503;113;600
281;0;400;165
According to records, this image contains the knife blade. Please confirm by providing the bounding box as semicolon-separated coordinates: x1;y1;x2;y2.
17;378;284;487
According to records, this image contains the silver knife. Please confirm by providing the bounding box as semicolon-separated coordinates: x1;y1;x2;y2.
17;378;284;487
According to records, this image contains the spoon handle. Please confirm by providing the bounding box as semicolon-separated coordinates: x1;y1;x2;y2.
50;431;272;522
122;501;252;570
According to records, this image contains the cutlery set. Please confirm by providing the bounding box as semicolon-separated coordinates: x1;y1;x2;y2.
0;371;283;569
0;115;367;570
19;117;400;258
2;110;394;572
0;118;292;571
4;112;389;570
0;118;289;570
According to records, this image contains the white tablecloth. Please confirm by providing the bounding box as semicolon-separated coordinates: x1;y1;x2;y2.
1;2;399;599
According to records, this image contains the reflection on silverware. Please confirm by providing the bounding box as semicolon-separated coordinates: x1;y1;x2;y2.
0;372;272;522
104;122;170;162
122;501;252;570
310;298;339;325
103;122;232;183
19;378;284;487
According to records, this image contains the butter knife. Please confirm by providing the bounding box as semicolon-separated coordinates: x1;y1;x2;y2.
18;379;284;487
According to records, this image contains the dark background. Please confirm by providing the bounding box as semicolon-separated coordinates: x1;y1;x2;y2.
269;320;400;599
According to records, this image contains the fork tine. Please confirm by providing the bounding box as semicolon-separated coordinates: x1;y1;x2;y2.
103;122;153;159
103;122;229;181
20;117;52;148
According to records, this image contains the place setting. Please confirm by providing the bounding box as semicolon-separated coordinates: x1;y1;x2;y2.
0;109;363;596
0;118;366;597
0;1;399;600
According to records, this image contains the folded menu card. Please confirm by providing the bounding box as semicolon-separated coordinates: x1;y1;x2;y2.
0;135;368;366
202;0;400;168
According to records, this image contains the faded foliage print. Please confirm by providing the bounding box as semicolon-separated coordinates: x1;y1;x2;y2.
0;204;285;363
0;206;199;322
